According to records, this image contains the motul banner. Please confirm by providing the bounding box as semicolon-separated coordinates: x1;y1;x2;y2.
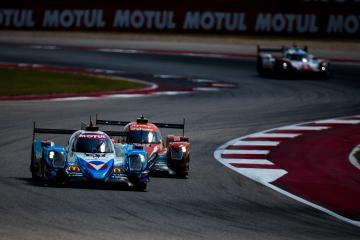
0;0;359;37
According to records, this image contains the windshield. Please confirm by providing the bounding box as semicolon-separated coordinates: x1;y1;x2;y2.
287;53;308;61
74;138;113;153
127;130;161;144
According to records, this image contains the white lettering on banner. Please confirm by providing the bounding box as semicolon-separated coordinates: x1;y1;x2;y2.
42;9;106;28
113;10;176;30
0;9;34;27
327;15;360;33
255;13;318;33
304;0;360;3
183;11;247;31
113;10;130;27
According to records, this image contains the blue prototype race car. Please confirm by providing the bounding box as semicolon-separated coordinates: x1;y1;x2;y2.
30;122;150;191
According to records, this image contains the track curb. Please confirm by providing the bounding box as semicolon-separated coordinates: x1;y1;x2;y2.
214;115;360;227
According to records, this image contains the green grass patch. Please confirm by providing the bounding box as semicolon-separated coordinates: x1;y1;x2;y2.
0;68;146;96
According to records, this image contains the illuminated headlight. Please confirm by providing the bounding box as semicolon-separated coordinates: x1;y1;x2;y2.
302;58;308;63
181;146;187;153
282;62;288;69
49;151;55;159
139;154;145;163
50;151;65;168
320;62;328;71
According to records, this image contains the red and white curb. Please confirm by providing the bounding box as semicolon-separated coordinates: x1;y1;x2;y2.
214;115;360;227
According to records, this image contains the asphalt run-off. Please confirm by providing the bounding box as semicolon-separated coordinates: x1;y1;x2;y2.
214;115;360;227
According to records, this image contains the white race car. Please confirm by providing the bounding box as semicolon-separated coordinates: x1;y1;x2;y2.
257;46;330;79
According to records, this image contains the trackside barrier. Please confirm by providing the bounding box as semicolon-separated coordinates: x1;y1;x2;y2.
0;0;360;37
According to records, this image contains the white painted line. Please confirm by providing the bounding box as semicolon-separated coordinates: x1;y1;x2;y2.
222;150;270;155
31;45;58;50
249;132;301;138
222;159;274;165
32;64;44;68
98;48;139;54
277;125;329;131
211;83;236;88
50;96;93;101
192;79;216;83
315;119;360;124
233;141;280;146
265;183;360;227
214;114;360;228
152;91;191;96
193;87;221;92
154;74;181;79
183;53;224;58
234;168;287;183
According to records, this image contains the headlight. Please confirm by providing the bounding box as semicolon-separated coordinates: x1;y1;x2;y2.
129;154;144;171
282;62;288;69
170;147;185;160
50;151;65;168
181;146;187;153
139;154;145;163
320;62;328;71
49;151;55;159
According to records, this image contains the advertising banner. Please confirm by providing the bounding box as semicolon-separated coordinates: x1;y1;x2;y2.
0;0;359;37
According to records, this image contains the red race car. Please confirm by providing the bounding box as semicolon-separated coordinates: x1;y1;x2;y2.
96;115;190;178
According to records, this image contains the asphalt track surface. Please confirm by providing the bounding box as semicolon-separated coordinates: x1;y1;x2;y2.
0;43;360;240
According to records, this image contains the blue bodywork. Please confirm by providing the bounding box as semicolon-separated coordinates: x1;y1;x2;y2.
31;139;149;188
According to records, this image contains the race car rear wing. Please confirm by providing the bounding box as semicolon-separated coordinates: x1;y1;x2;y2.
32;122;127;141
95;115;186;136
257;45;308;54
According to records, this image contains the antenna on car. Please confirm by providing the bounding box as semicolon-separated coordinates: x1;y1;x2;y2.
137;114;148;124
32;121;36;142
183;118;185;136
86;115;99;131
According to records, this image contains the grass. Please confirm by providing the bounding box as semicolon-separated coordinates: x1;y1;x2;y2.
0;68;146;96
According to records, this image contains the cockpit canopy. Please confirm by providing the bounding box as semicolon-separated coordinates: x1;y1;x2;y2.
124;122;162;144
73;133;113;153
127;130;161;144
285;49;309;61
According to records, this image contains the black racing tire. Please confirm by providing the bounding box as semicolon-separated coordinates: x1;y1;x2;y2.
319;72;330;80
257;59;266;77
177;172;189;179
134;182;148;192
30;147;41;181
180;161;190;179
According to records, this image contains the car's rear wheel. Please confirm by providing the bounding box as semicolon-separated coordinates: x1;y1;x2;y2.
134;182;148;192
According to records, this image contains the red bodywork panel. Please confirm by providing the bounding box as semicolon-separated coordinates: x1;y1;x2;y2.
124;122;190;161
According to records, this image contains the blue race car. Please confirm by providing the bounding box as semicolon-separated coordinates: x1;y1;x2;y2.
30;122;150;191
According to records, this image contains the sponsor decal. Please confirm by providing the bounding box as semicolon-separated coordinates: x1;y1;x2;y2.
129;124;155;131
1;2;360;36
78;133;106;140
